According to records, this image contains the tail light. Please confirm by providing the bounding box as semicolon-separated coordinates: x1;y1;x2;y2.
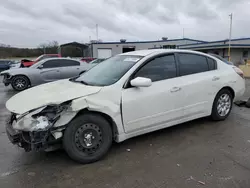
233;67;244;78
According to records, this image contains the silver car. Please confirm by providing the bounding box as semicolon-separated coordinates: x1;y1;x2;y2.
0;58;90;91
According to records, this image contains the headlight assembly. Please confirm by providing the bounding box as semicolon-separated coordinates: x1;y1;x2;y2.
13;101;71;131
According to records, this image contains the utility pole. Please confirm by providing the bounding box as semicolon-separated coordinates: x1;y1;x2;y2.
96;24;99;41
228;13;233;61
182;28;185;39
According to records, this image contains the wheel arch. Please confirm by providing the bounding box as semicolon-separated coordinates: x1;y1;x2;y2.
218;86;235;99
12;74;31;85
75;108;119;141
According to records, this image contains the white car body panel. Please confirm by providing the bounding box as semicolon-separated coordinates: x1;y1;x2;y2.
6;79;102;114
5;49;246;143
122;77;184;133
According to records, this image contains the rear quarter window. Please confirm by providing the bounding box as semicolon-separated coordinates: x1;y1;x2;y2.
207;57;217;70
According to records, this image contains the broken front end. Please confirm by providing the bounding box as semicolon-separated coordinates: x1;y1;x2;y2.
6;101;76;152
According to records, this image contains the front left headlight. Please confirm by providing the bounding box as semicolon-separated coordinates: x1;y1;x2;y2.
13;102;71;131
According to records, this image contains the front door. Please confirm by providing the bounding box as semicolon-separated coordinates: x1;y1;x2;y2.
39;59;61;82
122;54;185;133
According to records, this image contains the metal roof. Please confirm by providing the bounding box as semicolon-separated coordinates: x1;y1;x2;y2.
180;44;250;50
60;42;88;48
92;38;206;45
179;37;250;47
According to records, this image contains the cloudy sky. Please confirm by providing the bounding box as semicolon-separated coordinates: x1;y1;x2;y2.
0;0;249;47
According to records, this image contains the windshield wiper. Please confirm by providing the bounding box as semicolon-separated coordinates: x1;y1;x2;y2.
80;80;89;85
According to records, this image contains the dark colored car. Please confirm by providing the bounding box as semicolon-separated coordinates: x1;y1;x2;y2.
0;60;15;71
21;54;62;67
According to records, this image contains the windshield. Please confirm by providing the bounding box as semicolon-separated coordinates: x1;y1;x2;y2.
30;59;47;68
90;59;104;64
74;55;143;86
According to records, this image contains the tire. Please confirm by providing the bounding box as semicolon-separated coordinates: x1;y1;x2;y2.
11;75;30;91
63;113;112;164
246;98;250;108
211;89;233;121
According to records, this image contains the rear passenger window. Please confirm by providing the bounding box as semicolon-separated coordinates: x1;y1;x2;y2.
178;53;209;76
60;60;80;66
207;57;216;70
134;54;177;82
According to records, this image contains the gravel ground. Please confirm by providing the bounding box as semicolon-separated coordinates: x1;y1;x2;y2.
0;78;250;188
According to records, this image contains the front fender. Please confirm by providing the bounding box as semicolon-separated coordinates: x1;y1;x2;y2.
69;96;124;135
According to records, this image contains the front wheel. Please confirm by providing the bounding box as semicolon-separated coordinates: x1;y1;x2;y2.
211;89;233;121
11;75;30;91
63;113;112;164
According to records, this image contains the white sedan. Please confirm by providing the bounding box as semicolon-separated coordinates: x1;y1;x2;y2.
5;49;245;163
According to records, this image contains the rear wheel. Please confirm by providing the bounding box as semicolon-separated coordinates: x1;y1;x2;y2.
11;75;30;91
63;114;112;164
211;89;233;121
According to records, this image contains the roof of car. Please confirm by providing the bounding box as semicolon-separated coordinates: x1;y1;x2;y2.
43;57;79;61
120;49;202;56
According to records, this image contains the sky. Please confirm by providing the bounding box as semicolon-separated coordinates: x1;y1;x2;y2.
0;0;250;47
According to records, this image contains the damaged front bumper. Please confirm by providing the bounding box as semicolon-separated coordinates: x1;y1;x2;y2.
6;102;77;152
2;74;12;86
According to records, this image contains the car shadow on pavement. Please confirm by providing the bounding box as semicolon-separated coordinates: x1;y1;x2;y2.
38;116;210;165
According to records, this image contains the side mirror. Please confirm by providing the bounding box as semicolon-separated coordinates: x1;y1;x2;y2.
38;65;43;69
130;77;152;87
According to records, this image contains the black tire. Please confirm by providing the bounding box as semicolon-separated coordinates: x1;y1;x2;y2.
245;98;250;108
11;75;30;91
211;89;233;121
63;113;112;164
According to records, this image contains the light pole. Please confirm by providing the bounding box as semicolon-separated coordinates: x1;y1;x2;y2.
228;13;233;61
96;24;99;41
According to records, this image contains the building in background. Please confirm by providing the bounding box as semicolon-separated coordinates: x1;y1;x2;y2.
90;38;205;59
60;37;250;65
179;38;250;65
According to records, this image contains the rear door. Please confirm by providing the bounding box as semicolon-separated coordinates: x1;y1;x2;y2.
39;59;61;82
176;53;220;117
58;59;81;79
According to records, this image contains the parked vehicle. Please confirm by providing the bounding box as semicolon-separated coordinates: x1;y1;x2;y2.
0;60;15;71
80;57;95;63
21;54;61;67
1;58;89;91
9;60;21;69
5;49;245;163
89;58;106;64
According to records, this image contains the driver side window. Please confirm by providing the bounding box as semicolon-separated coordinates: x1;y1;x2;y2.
134;54;177;82
42;60;59;68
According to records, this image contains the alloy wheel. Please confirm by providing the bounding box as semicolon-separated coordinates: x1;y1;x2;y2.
217;94;231;117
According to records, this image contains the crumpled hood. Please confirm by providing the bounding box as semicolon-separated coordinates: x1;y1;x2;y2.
6;79;102;114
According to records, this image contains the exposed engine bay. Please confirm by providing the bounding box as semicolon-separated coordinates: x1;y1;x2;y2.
6;101;77;152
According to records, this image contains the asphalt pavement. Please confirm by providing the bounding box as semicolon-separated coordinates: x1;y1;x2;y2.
1;78;250;188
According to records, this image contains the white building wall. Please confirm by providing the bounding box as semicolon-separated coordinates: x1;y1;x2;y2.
91;39;202;58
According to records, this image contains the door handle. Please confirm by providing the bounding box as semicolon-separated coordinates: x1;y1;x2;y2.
212;76;220;81
170;87;181;93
